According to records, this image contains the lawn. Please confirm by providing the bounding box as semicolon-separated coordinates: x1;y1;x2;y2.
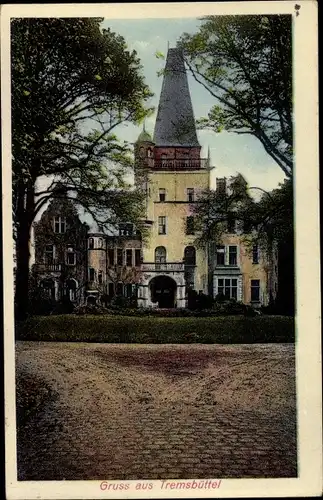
16;314;294;343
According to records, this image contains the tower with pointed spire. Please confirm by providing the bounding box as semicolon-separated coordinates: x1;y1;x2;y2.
135;47;213;308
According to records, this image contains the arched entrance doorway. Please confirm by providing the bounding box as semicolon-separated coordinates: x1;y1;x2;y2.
149;275;177;308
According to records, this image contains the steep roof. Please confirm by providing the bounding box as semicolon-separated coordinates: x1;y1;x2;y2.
153;48;200;147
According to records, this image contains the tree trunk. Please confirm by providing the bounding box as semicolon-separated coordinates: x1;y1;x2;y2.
15;180;35;320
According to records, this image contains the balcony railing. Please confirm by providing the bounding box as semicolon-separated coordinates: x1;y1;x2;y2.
153;158;209;171
142;262;184;272
34;263;62;272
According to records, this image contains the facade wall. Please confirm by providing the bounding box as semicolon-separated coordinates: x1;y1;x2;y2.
212;232;274;307
142;169;210;296
32;198;88;302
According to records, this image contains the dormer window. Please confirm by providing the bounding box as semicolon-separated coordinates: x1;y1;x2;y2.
54;216;66;233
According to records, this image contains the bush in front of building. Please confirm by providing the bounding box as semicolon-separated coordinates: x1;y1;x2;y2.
187;289;214;310
16;314;295;344
27;288;75;316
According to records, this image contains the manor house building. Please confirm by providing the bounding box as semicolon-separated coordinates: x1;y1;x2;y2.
33;48;278;308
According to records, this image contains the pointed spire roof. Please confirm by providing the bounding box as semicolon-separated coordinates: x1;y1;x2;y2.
153;48;200;147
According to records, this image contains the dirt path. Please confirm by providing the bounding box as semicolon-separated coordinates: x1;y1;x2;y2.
16;342;297;480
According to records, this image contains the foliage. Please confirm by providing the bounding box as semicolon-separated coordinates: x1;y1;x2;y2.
250;178;293;247
178;15;293;177
12;17;153;227
193;173;256;246
193;173;292;252
187;289;214;310
12;18;153;318
16;314;295;344
110;295;137;308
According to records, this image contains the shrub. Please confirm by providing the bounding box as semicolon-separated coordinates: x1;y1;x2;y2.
16;314;295;344
74;303;107;315
110;295;137;309
187;289;214;310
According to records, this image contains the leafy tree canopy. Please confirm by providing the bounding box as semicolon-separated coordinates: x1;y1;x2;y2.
193;175;293;259
12;17;154;232
178;15;293;178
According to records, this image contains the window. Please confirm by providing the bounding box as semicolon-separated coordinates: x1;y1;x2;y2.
54;216;66;234
66;246;76;265
227;215;236;233
228;246;237;266
217;278;238;300
88;238;94;249
187;188;195;202
155;246;166;264
184;246;196;266
216;246;225;266
186;216;195;235
125;284;133;298
98;270;103;284
117;248;123;266
108;249;115;267
98;238;103;248
89;268;95;281
158;216;166;235
126;249;133;267
159;188;166;202
252;244;259;264
135;249;141;267
251;280;260;302
44;244;55;264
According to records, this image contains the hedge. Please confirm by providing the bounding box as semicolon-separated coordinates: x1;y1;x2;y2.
16;315;295;344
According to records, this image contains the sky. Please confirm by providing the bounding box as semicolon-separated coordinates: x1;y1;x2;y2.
100;17;286;193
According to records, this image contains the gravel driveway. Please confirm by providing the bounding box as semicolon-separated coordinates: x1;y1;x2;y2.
16;342;297;480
